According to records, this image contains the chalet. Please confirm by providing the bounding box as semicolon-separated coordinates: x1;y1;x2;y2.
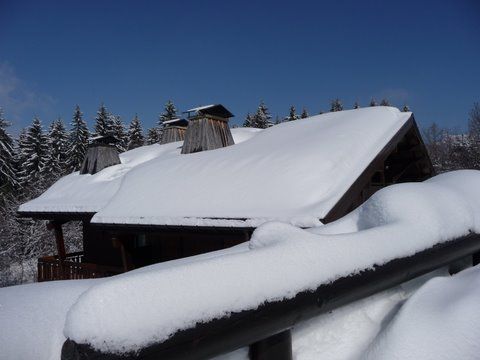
18;105;434;281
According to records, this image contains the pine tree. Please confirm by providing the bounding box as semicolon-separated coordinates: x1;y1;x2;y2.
243;113;254;127
402;104;410;112
285;106;299;121
252;101;272;129
67;105;89;172
300;108;309;119
353;102;360;109
127;114;145;150
0;108;17;193
159;100;178;127
369;98;378;107
18;117;48;188
146;127;160;145
380;98;391;106
330;98;343;112
94;103;113;137
111;114;127;152
468;103;480;140
44;118;69;180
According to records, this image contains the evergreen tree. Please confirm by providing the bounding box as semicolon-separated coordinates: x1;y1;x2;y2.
330;98;343;112
111;114;127;152
44;118;68;180
146;127;160;145
285;106;299;121
243;113;254;127
380;98;391;106
18;117;48;188
127;114;145;150
0;108;17;193
274;115;282;125
402;104;411;112
94;103;113;137
369;98;378;107
252;101;272;129
300;108;309;119
159;100;178;127
353;101;360;109
67;105;89;172
469;103;480;138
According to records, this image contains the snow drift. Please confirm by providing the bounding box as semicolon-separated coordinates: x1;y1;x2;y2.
63;170;480;354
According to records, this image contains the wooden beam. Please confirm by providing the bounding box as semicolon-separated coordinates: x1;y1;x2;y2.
48;221;66;260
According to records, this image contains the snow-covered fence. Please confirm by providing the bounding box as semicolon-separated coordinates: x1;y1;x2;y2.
61;232;480;360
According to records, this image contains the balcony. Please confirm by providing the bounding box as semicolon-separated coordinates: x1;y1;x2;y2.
37;252;123;282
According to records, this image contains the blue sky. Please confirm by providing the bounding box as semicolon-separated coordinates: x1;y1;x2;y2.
0;0;479;134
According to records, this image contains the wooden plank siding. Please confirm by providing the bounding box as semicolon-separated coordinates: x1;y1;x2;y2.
322;116;434;223
160;126;187;144
181;116;234;154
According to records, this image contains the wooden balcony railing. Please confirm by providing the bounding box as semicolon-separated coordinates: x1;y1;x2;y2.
37;252;123;282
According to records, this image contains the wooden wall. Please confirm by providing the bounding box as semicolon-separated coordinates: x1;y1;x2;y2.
181;117;234;154
160;127;187;144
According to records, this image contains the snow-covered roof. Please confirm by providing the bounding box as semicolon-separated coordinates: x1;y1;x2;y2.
162;118;186;125
90;107;412;227
18;128;260;214
20;107;412;226
185;104;216;112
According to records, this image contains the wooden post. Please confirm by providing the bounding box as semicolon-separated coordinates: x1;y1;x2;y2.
112;237;133;272
249;330;292;360
47;220;67;279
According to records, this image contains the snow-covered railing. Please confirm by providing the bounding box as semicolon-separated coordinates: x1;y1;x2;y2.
61;232;480;360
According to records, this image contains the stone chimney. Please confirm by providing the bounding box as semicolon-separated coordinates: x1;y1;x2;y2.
160;118;189;145
181;104;235;154
80;134;121;175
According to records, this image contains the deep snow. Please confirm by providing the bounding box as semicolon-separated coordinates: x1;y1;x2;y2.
62;170;480;354
6;169;480;360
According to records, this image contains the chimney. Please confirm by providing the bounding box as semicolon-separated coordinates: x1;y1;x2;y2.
181;104;235;154
160;118;189;144
80;134;121;175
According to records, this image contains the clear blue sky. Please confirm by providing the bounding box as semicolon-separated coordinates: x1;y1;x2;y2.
0;0;479;133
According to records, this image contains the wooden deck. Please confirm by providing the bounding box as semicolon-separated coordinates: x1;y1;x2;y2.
37;252;123;282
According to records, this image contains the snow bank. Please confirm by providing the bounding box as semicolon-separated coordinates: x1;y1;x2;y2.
363;265;480;360
64;170;480;354
0;279;96;360
91;107;410;227
0;244;248;360
18;128;260;213
214;271;446;360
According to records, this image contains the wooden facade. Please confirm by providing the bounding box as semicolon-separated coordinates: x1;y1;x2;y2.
19;114;434;281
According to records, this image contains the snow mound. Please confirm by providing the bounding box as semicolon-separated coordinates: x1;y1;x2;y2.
91;107;411;227
18;128;260;213
363;264;480;360
64;170;480;354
